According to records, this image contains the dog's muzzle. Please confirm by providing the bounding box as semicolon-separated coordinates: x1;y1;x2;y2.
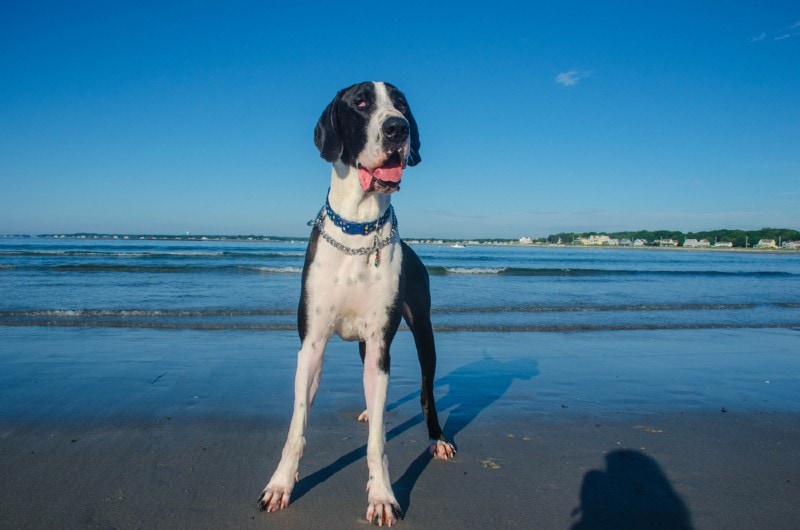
358;117;410;194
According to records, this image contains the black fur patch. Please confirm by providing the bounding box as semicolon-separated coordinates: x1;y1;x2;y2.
297;227;320;341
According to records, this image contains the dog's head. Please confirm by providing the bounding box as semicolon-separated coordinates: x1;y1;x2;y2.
314;81;421;194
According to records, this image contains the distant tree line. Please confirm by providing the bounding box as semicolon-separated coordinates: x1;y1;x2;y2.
25;228;800;248
545;228;800;247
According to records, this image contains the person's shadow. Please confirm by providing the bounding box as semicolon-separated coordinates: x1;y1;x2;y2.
571;449;694;529
291;354;539;516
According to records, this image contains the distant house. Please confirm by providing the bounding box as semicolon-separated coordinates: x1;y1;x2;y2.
755;239;777;249
714;241;733;248
576;235;614;246
620;238;633;246
781;241;800;249
684;239;711;248
655;238;678;247
519;236;533;244
633;239;648;247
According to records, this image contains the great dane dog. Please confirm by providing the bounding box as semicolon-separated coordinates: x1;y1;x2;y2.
258;81;455;526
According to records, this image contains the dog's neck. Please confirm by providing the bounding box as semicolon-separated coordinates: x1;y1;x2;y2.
327;161;391;223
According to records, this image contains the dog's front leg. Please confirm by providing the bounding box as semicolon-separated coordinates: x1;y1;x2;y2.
363;340;401;526
259;339;326;512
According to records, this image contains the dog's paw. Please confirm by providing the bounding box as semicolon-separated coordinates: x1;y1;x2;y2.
258;483;293;513
366;499;402;527
357;409;369;422
366;479;402;526
429;439;456;460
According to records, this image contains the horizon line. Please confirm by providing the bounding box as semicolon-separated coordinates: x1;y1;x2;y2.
3;226;799;243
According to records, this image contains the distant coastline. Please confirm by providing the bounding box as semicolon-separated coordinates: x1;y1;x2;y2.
3;228;800;252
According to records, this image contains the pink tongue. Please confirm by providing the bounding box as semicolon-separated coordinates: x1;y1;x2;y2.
358;168;373;191
374;165;403;183
358;165;403;192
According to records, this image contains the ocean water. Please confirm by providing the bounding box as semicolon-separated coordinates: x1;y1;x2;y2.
1;237;800;333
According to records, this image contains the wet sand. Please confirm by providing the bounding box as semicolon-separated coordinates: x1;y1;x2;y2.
1;327;799;528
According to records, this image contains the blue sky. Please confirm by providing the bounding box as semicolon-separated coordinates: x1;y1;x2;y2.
1;1;798;239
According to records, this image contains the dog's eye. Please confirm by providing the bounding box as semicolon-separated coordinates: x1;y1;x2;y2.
356;100;368;108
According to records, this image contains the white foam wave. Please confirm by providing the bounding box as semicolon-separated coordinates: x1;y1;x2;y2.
254;266;303;274
445;267;506;274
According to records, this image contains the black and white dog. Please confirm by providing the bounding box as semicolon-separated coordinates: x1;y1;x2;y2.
258;81;455;526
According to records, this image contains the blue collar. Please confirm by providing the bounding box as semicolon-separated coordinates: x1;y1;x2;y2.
325;195;393;235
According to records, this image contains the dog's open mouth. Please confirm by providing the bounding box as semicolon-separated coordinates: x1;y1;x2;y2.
358;152;404;194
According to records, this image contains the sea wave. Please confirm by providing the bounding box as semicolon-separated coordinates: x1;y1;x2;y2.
426;266;795;277
0;308;295;318
434;303;758;313
442;267;507;274
0;302;767;319
1;319;797;333
253;266;303;274
4;258;795;278
9;264;303;274
1;302;796;333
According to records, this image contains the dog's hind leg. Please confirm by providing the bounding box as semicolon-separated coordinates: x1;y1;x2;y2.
403;304;456;459
400;242;456;459
258;337;327;512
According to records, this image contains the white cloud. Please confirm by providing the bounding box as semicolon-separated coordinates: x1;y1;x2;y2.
555;69;591;87
774;31;800;41
751;21;800;43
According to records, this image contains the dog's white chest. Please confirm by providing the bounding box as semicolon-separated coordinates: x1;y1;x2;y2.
304;238;402;342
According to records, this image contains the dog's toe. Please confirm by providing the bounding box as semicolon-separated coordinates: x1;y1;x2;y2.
366;501;401;526
429;439;456;460
258;485;292;513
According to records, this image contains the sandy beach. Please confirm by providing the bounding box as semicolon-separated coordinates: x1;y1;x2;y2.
1;327;799;528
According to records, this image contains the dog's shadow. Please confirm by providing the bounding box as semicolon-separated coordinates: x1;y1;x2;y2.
291;354;539;515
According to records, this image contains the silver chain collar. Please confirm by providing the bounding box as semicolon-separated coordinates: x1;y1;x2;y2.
311;206;398;266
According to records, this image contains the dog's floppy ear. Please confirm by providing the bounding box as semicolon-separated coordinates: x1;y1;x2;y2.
405;105;421;167
314;91;343;163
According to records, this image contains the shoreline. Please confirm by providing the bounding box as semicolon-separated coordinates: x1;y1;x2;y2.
2;327;799;527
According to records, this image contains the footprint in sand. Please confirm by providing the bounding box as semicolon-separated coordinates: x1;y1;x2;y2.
482;458;501;469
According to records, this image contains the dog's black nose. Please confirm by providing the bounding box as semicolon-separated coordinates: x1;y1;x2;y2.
382;117;408;141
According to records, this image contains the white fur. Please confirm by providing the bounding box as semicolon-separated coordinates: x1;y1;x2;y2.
305;163;402;343
359;82;409;170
